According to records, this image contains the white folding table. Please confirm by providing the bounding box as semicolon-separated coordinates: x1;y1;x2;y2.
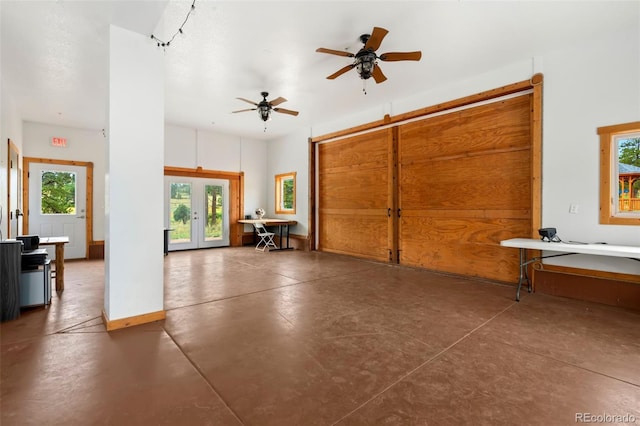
500;238;640;301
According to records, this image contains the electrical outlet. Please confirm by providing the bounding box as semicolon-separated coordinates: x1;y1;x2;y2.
569;204;579;214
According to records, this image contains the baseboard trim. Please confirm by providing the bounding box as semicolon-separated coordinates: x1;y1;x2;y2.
538;263;639;283
534;269;640;311
102;308;166;331
88;240;104;260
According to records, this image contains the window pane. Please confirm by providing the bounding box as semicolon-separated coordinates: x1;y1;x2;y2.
41;170;76;215
616;135;640;214
204;184;223;241
282;177;294;210
169;182;192;243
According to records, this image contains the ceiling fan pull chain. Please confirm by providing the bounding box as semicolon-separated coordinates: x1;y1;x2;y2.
363;80;367;95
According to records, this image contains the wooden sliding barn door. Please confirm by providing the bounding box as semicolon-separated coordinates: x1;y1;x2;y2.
398;95;533;282
318;129;395;262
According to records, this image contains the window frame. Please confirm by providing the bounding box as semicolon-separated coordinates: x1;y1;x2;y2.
598;121;640;225
275;171;296;214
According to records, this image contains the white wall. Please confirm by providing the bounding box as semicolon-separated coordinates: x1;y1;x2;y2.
164;125;196;167
240;138;268;218
267;128;310;236
0;86;23;240
539;26;639;273
22;122;106;241
268;25;640;274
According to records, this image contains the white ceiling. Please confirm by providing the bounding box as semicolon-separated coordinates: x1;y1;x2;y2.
1;1;637;141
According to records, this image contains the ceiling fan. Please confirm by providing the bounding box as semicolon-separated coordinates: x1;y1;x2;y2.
232;92;299;122
316;26;422;85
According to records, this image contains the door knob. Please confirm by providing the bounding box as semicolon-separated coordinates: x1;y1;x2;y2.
16;209;23;217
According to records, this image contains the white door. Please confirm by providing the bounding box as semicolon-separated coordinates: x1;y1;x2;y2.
8;142;21;238
165;177;229;251
28;163;87;259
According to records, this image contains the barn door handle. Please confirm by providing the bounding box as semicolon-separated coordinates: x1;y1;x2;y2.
387;208;391;217
397;208;402;217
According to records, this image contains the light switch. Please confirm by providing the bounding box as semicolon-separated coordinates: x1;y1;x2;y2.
569;204;579;214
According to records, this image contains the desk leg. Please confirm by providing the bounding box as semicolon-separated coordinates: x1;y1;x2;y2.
269;224;293;251
55;243;64;291
285;224;290;249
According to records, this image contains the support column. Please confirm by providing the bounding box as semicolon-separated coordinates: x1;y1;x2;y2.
103;25;165;330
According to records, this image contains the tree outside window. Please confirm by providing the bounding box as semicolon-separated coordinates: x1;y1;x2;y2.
41;171;76;214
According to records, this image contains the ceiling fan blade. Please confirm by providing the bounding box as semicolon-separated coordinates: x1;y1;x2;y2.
327;64;355;80
364;27;389;51
316;47;355;58
269;97;287;107
236;97;258;106
379;51;422;62
232;108;256;113
274;108;299;116
371;65;387;84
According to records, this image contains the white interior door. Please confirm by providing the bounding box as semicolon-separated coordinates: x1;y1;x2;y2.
28;163;87;259
8;141;21;238
165;177;229;251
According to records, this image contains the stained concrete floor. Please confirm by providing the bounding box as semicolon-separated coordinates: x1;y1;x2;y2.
1;247;639;425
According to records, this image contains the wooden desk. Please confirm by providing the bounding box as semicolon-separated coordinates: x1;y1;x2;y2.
500;238;640;301
39;236;70;291
238;219;297;250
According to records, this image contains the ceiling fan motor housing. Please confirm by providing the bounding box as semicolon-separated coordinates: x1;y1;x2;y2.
355;50;377;80
258;104;271;121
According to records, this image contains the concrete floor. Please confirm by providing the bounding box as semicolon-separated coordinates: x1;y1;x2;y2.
1;247;639;425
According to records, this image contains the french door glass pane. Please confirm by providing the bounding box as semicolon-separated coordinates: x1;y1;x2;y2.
170;182;192;243
204;184;223;241
41;170;76;215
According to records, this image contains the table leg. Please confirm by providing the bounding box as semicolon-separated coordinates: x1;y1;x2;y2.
516;248;533;302
516;248;525;301
55;242;64;291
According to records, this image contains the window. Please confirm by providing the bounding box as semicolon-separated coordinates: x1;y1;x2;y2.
598;121;640;225
41;170;76;214
275;172;296;214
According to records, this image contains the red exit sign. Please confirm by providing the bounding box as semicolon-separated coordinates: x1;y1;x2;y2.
51;137;67;147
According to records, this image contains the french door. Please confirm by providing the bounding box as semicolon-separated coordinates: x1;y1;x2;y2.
164;177;229;251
